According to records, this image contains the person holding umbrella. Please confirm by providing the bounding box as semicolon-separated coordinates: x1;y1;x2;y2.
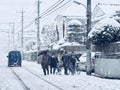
41;51;50;75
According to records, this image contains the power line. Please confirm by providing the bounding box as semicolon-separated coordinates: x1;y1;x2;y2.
98;3;120;6
0;30;12;33
41;0;63;15
40;0;65;18
0;22;13;24
23;0;71;31
40;0;72;19
20;3;36;31
26;10;36;19
0;30;18;34
25;3;36;19
23;0;65;30
0;28;14;31
24;19;35;30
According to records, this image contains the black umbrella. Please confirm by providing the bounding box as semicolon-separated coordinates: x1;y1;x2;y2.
38;50;49;56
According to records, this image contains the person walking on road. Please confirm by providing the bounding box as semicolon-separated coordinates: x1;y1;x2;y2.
41;52;50;75
62;51;70;75
49;53;58;74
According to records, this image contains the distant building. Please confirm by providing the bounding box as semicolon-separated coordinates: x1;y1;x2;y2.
67;19;86;44
55;15;86;44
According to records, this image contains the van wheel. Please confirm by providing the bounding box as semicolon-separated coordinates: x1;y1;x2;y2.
19;63;22;67
8;64;11;67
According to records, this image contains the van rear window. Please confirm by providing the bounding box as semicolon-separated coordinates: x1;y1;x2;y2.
9;52;20;57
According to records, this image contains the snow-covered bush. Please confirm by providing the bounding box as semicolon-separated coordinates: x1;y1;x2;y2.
92;25;120;45
89;18;120;46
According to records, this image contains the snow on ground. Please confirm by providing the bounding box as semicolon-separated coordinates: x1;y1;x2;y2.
1;53;120;90
0;53;24;90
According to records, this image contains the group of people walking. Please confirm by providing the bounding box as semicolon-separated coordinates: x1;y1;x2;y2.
40;51;80;75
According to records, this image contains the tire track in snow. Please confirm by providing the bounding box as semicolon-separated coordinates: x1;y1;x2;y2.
23;66;64;90
10;67;30;90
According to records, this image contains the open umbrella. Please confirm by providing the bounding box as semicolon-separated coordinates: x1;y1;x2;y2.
38;50;49;56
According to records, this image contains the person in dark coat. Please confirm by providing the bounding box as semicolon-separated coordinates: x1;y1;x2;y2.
41;52;50;75
69;51;80;75
49;53;58;74
62;51;70;75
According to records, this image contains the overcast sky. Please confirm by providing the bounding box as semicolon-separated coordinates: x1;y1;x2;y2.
0;0;118;22
0;0;120;52
0;0;120;26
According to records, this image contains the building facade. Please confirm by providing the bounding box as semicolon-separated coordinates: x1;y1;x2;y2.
55;15;86;44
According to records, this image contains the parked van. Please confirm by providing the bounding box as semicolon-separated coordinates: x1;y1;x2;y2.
7;51;22;67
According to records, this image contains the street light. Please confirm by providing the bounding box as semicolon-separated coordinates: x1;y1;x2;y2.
73;0;92;75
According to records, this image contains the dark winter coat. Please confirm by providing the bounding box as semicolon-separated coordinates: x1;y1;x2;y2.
62;54;79;69
41;54;50;69
62;54;70;68
49;55;58;68
69;54;78;67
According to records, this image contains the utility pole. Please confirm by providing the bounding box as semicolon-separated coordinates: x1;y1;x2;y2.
17;8;24;59
12;22;15;50
18;8;25;49
37;0;41;63
21;8;24;60
73;0;91;75
86;0;92;75
9;22;15;50
56;25;59;41
8;28;10;50
37;0;40;50
63;20;65;38
21;8;24;49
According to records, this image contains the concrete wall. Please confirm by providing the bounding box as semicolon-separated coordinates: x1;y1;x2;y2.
95;58;120;78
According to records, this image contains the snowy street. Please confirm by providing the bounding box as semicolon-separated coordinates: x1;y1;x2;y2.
0;0;120;90
0;53;120;90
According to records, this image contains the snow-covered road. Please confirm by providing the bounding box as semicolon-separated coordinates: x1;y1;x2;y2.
0;53;120;90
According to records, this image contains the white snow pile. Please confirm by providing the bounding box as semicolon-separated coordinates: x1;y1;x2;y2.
60;41;80;46
52;38;80;50
51;38;66;50
68;19;82;26
53;41;80;50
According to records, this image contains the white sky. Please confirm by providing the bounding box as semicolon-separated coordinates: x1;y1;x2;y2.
0;0;119;22
0;0;120;52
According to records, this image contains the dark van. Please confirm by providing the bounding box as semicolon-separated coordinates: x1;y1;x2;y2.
7;51;22;67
